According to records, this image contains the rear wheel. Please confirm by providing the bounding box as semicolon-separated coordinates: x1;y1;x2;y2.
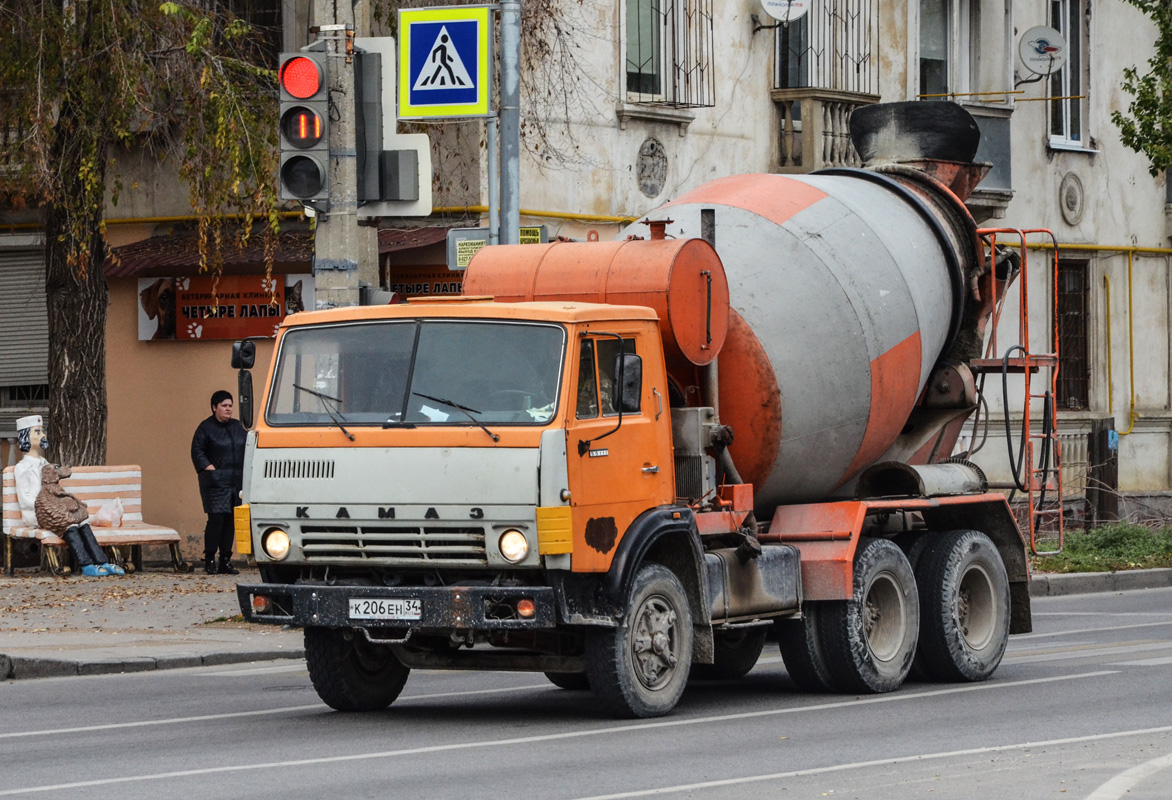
914;530;1010;682
586;563;693;718
819;538;919;694
305;627;410;711
776;607;836;692
691;628;768;681
544;671;590;690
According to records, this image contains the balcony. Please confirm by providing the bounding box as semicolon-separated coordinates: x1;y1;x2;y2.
772;89;878;173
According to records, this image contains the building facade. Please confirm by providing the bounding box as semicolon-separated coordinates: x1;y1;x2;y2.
1;0;1168;557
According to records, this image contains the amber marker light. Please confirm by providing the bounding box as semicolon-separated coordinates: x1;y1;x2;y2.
516;598;536;618
251;594;272;613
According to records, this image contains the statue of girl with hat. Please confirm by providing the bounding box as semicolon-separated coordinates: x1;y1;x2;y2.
13;415;124;577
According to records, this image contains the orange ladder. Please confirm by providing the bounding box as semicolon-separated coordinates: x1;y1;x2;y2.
969;228;1063;556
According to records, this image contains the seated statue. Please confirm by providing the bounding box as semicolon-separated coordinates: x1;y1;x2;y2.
14;415;124;577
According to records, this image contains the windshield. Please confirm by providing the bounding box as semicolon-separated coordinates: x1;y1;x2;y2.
266;319;566;427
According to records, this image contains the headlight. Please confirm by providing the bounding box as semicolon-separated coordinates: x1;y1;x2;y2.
498;529;529;563
262;528;291;561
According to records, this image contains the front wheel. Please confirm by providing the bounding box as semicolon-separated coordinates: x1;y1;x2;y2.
914;530;1011;682
305;627;410;711
819;538;919;694
586;563;693;718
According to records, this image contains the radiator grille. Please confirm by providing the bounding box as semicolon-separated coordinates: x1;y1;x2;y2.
299;524;488;565
263;460;336;479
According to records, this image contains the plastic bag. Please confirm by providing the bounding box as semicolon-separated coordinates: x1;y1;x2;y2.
93;497;124;528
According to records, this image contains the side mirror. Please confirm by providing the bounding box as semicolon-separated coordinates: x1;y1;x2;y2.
231;340;256;370
612;353;642;413
238;369;254;429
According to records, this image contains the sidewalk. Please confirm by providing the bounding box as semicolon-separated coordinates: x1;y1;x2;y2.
0;567;302;680
2;565;1171;681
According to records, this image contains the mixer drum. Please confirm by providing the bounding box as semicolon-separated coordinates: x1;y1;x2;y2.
646;171;970;508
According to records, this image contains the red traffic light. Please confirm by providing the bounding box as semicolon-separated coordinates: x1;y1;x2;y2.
281;107;324;148
280;56;322;99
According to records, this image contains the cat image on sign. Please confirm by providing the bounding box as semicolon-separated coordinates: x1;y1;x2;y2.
286;280;304;315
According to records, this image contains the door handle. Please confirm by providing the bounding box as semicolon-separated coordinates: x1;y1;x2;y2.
642;466;660;474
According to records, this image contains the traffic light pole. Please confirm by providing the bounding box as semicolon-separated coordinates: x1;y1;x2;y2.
311;18;378;309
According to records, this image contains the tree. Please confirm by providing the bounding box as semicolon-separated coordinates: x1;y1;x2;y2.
1111;0;1172;177
0;0;279;464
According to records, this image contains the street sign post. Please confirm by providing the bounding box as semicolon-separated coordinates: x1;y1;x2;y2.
398;6;492;119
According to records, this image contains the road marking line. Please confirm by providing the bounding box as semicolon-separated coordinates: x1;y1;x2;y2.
0;671;1115;795
1107;656;1172;666
570;729;1172;800
1035;612;1172;617
1085;751;1172;800
1004;641;1172;664
0;683;545;740
1014;621;1172;640
203;665;308;676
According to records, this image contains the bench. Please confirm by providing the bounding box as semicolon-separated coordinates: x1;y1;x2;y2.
1;464;191;576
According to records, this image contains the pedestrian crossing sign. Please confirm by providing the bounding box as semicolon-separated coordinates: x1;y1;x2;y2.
399;5;492;119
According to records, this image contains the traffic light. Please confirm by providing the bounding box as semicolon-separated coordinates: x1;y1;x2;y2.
278;52;329;202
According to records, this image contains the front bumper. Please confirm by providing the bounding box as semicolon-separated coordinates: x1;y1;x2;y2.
237;582;559;630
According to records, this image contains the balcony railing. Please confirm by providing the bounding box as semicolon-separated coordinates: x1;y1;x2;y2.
772;89;877;173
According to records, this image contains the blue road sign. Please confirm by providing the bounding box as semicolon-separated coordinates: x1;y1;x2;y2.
399;6;491;118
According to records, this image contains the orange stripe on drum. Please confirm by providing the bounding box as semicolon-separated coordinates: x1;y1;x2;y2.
661;174;829;227
837;331;923;487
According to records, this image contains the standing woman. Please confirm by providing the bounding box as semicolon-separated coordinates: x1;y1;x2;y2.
191;390;247;575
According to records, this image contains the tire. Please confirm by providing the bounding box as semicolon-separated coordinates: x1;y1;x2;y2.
304;626;410;711
586;563;693;718
545;671;590;690
691;628;768;681
776;607;836;692
819;538;919;694
914;530;1011;682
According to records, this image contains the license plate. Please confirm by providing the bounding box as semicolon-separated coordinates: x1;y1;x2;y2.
349;597;422;621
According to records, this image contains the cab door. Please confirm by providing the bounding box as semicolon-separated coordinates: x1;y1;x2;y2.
565;327;673;572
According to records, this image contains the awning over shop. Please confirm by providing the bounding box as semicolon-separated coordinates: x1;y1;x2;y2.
106;226;458;278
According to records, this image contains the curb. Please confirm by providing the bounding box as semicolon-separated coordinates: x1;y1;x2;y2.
1029;567;1172;597
0;647;305;681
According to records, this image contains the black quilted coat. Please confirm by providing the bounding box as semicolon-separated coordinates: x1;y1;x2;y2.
191;415;247;514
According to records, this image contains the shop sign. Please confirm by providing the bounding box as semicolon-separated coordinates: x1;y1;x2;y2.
137;275;313;341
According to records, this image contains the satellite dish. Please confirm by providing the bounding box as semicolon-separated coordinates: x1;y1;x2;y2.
1018;26;1068;76
761;0;810;23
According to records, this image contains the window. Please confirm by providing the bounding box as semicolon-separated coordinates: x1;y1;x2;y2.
576;337;637;419
776;18;810;90
625;0;714;107
773;0;878;94
268;320;566;427
1056;261;1089;410
1049;0;1083;145
918;0;971;98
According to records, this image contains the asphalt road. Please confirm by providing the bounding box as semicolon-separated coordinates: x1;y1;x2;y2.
2;587;1172;800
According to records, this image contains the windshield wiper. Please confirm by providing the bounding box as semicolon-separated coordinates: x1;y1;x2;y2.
293;383;355;441
412;392;499;442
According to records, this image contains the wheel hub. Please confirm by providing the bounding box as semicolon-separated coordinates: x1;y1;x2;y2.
632;595;678;689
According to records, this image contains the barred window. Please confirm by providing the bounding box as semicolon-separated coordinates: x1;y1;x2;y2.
1056;260;1089;410
772;0;878;94
625;0;715;108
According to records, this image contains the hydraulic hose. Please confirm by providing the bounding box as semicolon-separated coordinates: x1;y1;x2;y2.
1002;345;1029;496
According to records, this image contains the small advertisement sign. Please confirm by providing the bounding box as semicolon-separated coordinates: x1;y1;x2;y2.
137;275;314;341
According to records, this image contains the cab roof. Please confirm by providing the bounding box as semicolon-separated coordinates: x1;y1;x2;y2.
280;298;660;328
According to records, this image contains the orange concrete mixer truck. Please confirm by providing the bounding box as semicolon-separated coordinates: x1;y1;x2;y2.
235;102;1047;718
